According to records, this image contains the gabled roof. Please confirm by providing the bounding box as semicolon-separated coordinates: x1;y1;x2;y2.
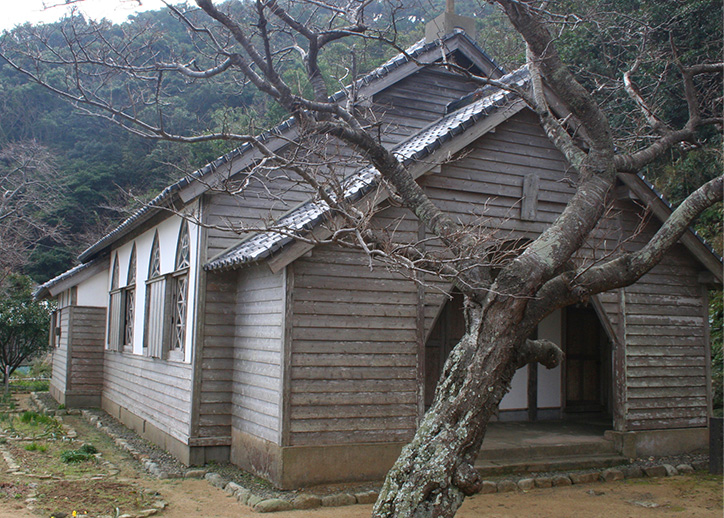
77;31;502;263
34;256;108;300
205;67;530;272
204;73;722;281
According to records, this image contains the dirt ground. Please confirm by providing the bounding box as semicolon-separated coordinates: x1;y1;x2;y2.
0;473;721;518
0;394;721;518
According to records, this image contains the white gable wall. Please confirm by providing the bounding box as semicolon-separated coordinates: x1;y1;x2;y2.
76;271;109;307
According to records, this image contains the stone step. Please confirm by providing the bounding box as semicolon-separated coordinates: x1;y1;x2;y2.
475;453;629;478
479;438;617;462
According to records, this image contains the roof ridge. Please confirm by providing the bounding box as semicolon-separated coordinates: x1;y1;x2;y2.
78;32;490;263
204;67;529;272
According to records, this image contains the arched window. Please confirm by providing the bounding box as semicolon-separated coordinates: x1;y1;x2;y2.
145;232;165;358
149;232;161;278
176;222;190;269
110;255;120;290
107;254;122;351
122;245;137;350
170;222;190;355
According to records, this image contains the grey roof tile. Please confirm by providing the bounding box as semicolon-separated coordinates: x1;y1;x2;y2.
78;31;499;264
204;68;529;272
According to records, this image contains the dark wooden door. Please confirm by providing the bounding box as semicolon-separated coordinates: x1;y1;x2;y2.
565;305;606;412
424;292;465;408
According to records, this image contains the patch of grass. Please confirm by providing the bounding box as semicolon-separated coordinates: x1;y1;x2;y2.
9;412;64;439
57;404;66;410
10;379;49;392
79;443;98;455
60;444;98;463
24;442;47;452
60;449;94;464
20;410;53;425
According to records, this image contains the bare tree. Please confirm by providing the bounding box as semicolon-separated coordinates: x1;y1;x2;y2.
1;1;721;517
0;141;66;283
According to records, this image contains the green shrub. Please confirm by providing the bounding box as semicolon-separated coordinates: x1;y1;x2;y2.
10;379;49;392
24;442;47;452
60;449;92;463
19;411;53;425
79;443;98;455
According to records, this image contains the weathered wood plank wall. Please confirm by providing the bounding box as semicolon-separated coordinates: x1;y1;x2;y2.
103;353;193;444
196;270;236;440
289;243;419;446
231;263;285;444
373;69;478;147
50;307;70;395
619;208;708;430
67;306;106;395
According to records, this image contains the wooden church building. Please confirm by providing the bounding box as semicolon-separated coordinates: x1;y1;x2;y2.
37;18;721;488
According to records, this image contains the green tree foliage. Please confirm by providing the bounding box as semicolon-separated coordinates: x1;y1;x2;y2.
0;275;52;392
0;3;424;281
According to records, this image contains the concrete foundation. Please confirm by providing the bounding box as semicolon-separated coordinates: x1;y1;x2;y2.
605;427;709;458
101;396;229;466
231;427;405;489
50;383;101;408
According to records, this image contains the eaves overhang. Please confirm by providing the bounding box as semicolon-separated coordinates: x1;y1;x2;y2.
77;31;501;264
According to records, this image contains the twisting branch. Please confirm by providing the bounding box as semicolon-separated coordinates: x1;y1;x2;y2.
523;174;723;327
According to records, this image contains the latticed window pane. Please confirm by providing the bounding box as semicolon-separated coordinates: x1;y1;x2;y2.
124;288;135;346
176;223;190;269
111;255;120;290
149;234;161;278
171;275;188;352
127;246;137;285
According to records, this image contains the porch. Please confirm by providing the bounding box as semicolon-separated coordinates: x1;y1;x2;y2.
476;417;628;476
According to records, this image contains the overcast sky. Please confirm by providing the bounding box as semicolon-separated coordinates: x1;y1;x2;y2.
1;0;169;32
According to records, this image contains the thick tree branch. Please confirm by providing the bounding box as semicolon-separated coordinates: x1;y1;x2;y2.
515;338;564;370
524;174;723;326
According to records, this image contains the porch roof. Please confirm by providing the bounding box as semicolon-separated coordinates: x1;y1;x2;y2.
203;68;530;272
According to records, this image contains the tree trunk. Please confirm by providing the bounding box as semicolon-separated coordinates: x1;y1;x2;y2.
3;365;10;396
373;293;557;518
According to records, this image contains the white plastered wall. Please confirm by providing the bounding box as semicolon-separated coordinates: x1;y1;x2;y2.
106;202;200;362
499;309;562;411
76;271;109;307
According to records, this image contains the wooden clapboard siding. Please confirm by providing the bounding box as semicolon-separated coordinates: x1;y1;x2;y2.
196;271;236;439
50;307;71;395
622;245;708;431
67;307;105;395
289;237;419;447
103;353;193;444
231;264;285;444
418;109;575;333
373;69;479;147
203;70;477;261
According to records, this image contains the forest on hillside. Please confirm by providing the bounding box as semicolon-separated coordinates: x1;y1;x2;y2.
0;1;720;283
0;1;720;281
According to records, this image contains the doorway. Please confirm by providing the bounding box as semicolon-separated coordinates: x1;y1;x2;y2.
424;291;465;409
564;304;612;416
423;295;613;421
